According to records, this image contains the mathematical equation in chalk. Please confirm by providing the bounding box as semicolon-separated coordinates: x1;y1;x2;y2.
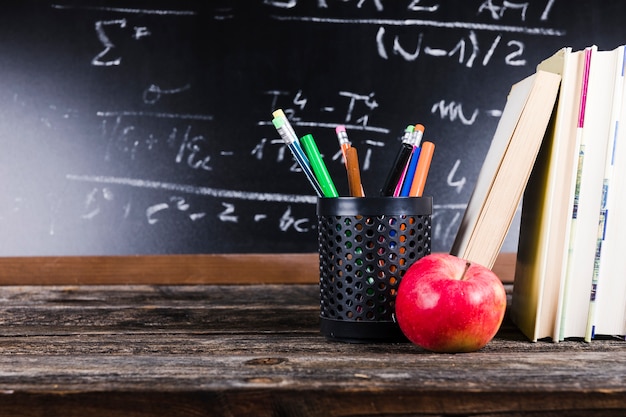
3;0;587;255
59;180;465;251
74;185;315;233
265;0;563;68
99;86;490;190
57;0;565;71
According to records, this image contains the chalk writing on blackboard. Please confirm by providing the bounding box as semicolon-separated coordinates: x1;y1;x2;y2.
7;0;623;256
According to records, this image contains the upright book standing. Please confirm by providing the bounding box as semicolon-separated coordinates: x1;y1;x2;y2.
510;47;588;342
586;45;626;338
511;45;626;342
559;45;623;342
450;68;561;270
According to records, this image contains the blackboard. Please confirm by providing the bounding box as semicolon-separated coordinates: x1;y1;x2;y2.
1;0;625;256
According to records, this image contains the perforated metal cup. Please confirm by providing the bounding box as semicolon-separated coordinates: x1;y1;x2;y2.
317;197;432;343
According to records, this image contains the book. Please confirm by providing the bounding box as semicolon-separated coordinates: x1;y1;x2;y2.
559;45;623;342
510;47;588;342
589;45;626;337
510;45;626;343
450;68;561;270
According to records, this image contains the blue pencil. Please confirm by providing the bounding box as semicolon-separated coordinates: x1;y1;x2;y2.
272;116;324;197
399;147;421;196
399;125;425;196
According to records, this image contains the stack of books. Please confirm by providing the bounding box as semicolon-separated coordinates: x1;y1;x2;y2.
451;45;626;342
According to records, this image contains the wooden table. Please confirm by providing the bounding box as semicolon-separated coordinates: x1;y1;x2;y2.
0;284;625;416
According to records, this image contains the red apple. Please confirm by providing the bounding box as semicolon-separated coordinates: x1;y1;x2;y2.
395;253;507;353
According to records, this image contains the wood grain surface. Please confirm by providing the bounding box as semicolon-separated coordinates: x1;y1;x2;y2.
0;284;624;416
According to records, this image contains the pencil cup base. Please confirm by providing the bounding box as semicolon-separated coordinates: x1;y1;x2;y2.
317;197;432;343
320;317;409;343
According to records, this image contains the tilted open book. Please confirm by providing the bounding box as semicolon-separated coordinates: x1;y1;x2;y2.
450;66;561;270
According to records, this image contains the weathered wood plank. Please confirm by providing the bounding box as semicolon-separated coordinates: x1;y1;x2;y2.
0;284;623;416
1;341;626;389
0;390;622;417
0;284;319;306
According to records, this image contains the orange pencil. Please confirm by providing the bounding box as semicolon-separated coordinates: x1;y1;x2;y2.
345;146;365;197
408;141;435;197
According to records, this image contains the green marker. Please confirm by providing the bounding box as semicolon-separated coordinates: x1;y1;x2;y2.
299;134;338;198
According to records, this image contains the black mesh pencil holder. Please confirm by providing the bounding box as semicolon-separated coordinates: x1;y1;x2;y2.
317;197;432;343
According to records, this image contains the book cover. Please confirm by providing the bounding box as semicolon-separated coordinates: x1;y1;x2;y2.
450;69;561;270
589;45;626;338
449;75;531;263
511;47;586;342
559;46;621;342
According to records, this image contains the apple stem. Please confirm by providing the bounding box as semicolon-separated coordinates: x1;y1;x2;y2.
460;261;471;281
